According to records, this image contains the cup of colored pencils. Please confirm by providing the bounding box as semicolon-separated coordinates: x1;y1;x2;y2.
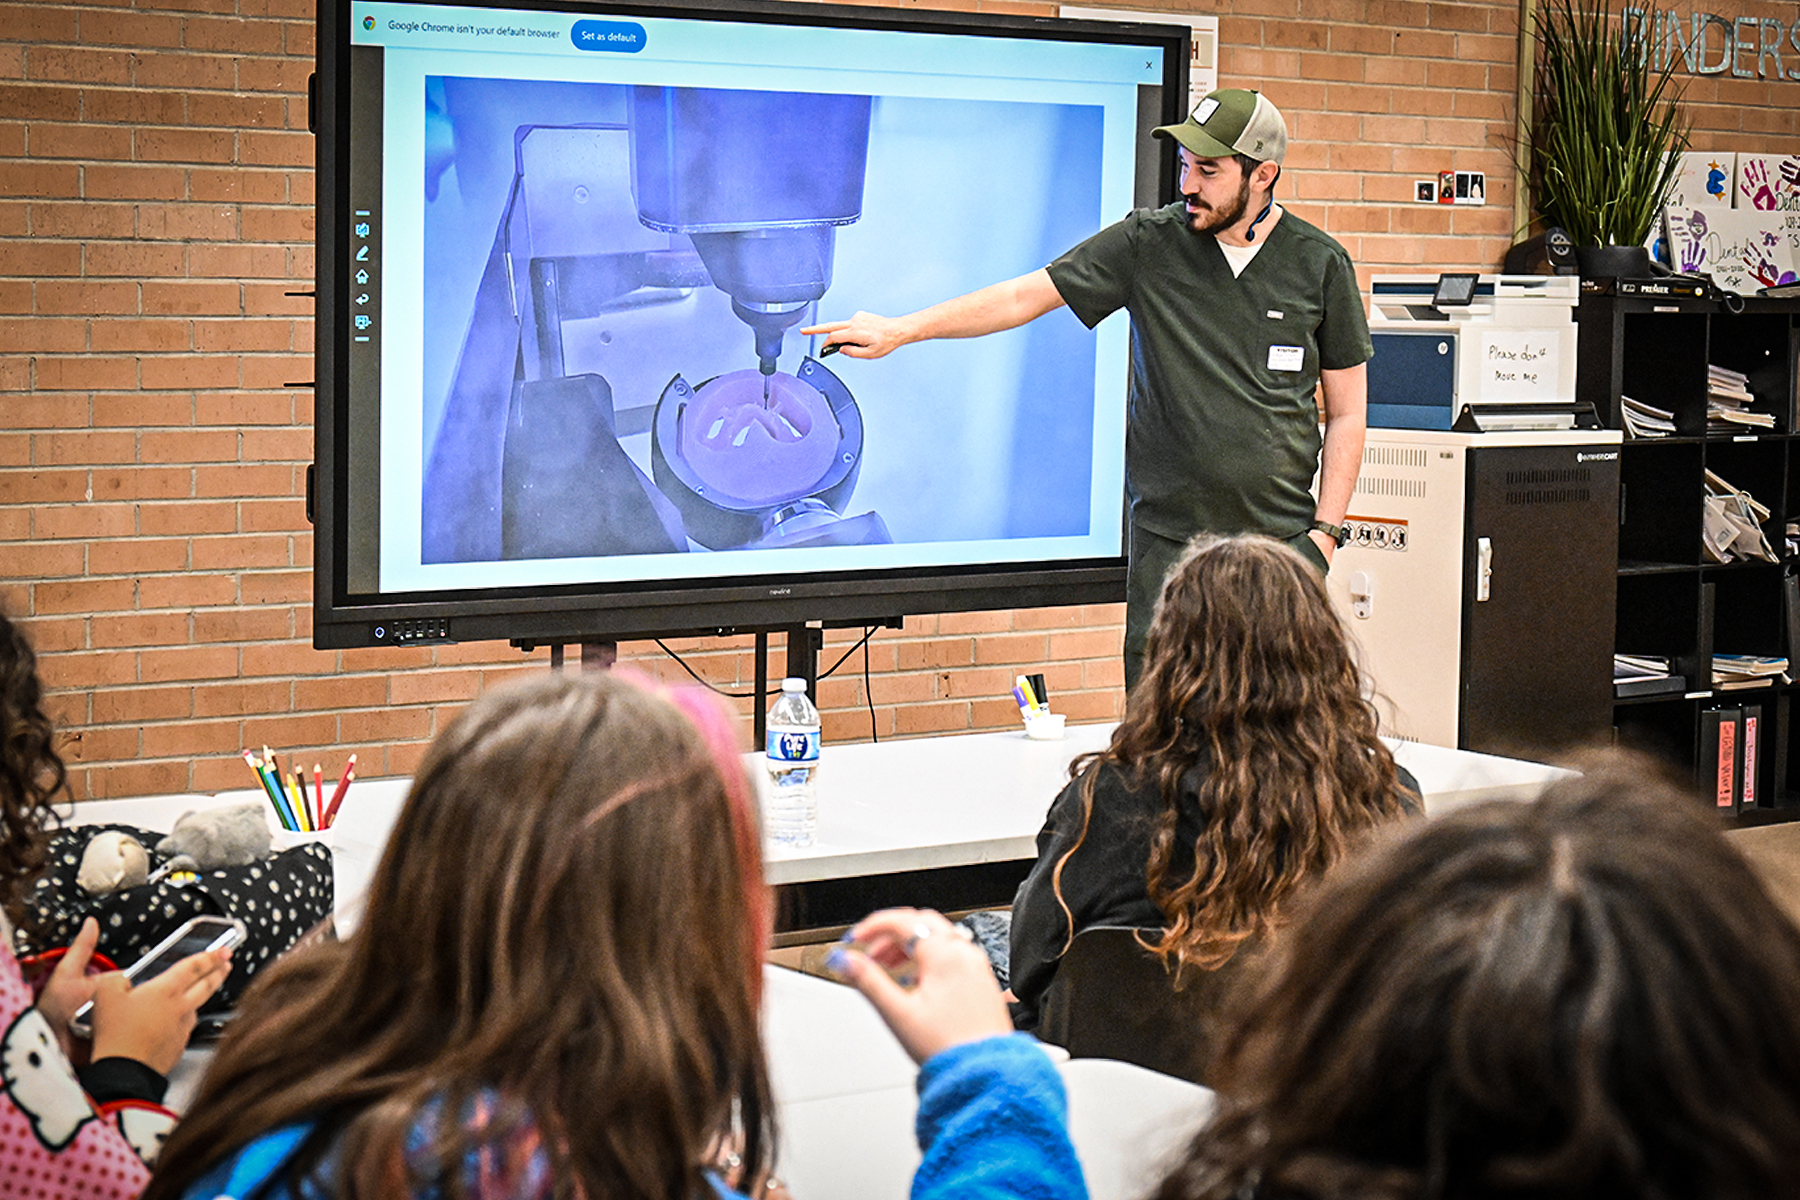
242;750;356;833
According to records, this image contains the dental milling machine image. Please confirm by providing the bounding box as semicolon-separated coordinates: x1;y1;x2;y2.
420;85;890;563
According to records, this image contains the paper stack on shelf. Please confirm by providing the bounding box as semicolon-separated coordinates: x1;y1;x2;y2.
1615;653;1686;698
1620;394;1675;438
1712;653;1788;690
1710;363;1753;401
1701;469;1778;563
1707;363;1774;430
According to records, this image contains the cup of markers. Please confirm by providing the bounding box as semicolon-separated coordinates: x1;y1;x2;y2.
1013;673;1065;740
242;748;357;835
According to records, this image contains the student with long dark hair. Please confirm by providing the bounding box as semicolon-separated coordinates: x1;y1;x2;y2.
0;609;231;1196
1009;533;1418;1032
147;673;1082;1200
1151;758;1800;1200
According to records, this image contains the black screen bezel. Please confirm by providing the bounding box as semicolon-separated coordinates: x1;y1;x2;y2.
313;0;1189;648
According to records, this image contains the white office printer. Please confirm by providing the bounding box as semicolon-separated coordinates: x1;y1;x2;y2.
1367;273;1584;431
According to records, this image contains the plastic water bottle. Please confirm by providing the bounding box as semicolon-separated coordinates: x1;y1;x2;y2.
765;677;820;848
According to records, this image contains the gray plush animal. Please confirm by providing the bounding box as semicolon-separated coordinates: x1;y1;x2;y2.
154;803;272;872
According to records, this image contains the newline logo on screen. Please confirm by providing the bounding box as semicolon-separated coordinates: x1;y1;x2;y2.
768;587;793;596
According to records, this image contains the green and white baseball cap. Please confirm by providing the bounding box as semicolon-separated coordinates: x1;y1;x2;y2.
1153;88;1287;166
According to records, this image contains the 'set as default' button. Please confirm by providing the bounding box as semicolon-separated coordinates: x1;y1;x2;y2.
571;20;646;51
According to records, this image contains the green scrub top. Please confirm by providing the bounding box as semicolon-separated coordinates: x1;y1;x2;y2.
1048;202;1372;543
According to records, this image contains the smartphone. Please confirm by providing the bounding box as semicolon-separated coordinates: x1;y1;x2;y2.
69;915;245;1037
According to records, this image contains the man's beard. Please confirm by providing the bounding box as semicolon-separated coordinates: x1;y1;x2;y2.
1186;173;1253;235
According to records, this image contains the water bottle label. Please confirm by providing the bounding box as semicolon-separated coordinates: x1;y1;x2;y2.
767;729;820;763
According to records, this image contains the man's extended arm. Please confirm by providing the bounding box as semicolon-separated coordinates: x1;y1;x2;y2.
1309;362;1368;565
799;269;1067;359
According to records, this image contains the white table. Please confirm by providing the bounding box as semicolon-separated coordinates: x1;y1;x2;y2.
764;965;1211;1200
761;725;1113;885
67;727;1571;936
1390;737;1576;815
762;725;1573;885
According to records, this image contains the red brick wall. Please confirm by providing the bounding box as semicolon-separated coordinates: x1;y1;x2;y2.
1222;0;1525;279
1631;0;1800;149
2;0;1794;798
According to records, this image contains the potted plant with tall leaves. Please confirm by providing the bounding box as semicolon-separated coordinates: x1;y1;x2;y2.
1529;0;1689;279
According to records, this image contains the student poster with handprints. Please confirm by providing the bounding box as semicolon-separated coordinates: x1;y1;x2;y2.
1737;155;1800;213
1665;206;1800;292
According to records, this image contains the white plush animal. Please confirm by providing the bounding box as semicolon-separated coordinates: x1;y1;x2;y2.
154;803;271;872
74;831;150;897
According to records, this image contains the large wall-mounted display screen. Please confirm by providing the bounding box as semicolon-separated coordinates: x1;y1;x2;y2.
313;0;1186;648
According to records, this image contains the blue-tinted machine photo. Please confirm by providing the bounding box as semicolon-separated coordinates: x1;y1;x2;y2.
424;86;890;563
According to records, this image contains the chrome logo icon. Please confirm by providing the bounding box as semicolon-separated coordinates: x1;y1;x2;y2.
362;14;375;29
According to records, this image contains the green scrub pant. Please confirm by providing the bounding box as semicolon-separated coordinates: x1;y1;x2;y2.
1123;522;1329;692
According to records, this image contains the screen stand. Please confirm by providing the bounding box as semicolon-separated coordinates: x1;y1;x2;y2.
548;642;618;673
753;623;823;747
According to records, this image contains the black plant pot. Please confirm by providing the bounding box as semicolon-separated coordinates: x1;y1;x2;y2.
1575;243;1651;281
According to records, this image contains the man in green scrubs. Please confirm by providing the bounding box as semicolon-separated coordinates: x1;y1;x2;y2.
803;89;1370;688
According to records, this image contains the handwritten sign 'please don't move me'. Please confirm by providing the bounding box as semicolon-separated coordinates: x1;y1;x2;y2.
1478;330;1565;402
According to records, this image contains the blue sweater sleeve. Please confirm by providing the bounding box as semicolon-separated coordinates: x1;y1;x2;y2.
911;1034;1088;1200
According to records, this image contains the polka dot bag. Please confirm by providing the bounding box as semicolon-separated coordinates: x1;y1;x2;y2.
21;825;333;1016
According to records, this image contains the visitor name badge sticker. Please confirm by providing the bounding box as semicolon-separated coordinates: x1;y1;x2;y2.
1267;345;1303;372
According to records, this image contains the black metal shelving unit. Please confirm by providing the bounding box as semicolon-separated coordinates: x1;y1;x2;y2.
1578;292;1800;814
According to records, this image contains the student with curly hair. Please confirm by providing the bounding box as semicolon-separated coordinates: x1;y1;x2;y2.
1008;533;1418;1041
1151;757;1800;1200
0;609;231;1196
147;672;1082;1200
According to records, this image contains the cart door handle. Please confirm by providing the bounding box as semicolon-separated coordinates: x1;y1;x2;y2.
1476;536;1492;602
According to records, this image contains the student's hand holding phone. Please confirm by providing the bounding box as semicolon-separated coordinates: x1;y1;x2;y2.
35;917;102;1059
89;948;232;1075
831;907;1011;1065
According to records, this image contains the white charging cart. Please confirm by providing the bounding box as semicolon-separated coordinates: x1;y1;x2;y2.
1327;275;1621;758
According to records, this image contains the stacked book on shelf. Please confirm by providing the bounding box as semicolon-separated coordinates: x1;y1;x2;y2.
1712;653;1789;690
1614;654;1685;698
1707;364;1774;431
1618;370;1776;436
1702;469;1778;563
1620;394;1675;439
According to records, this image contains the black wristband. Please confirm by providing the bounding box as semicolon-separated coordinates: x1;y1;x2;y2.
78;1057;168;1107
1310;519;1349;548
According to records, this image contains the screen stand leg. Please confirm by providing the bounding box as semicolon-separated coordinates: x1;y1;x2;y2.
785;624;822;696
754;632;769;747
547;642;618;674
753;623;823;747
